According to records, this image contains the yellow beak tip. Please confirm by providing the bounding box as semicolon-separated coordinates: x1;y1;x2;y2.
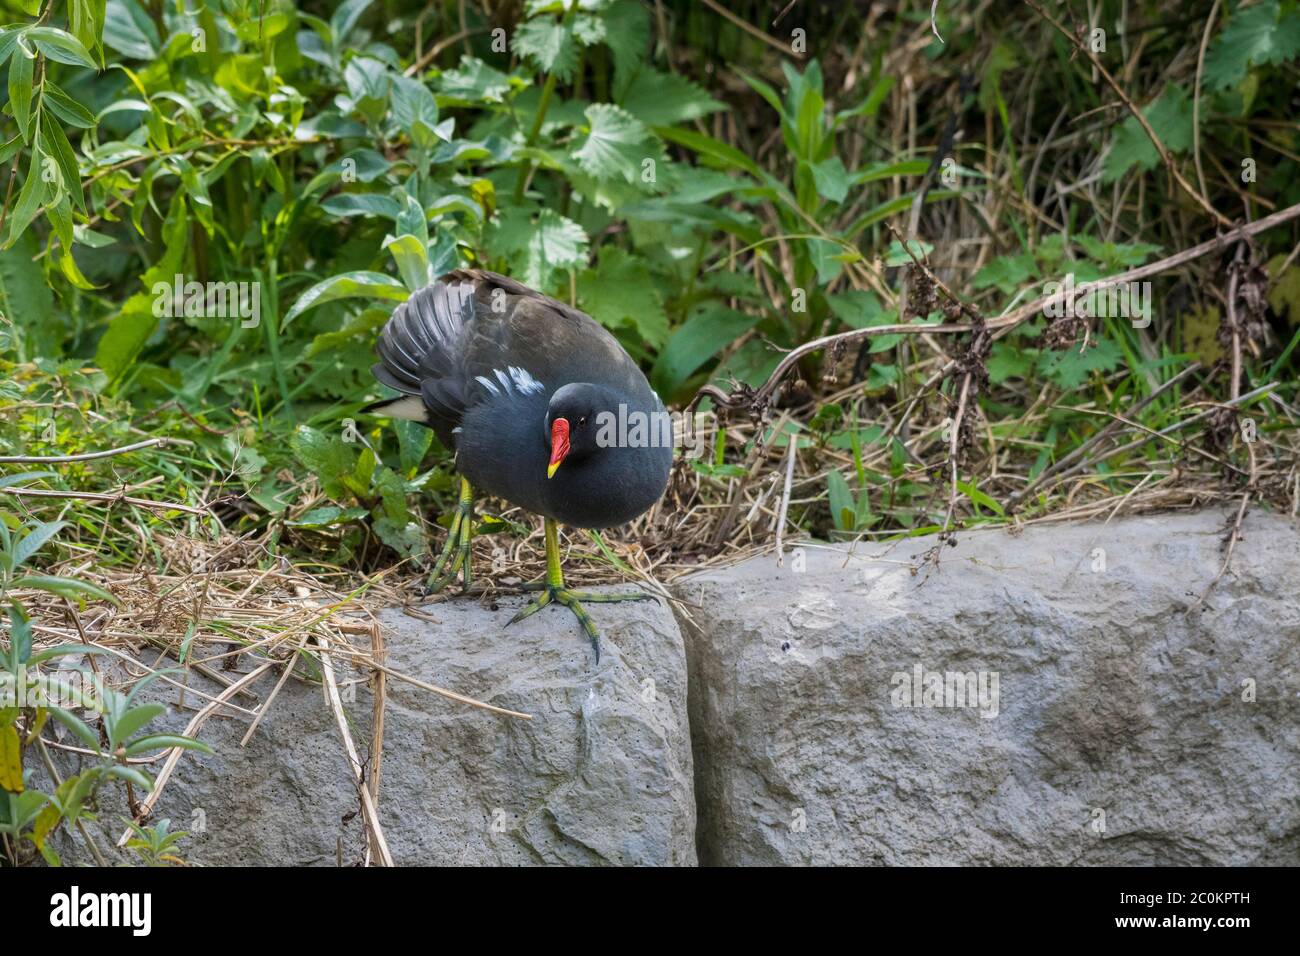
547;463;560;479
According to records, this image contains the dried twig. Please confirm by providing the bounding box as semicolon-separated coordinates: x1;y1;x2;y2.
115;660;276;848
1024;0;1232;228
0;437;179;464
317;633;394;868
1;486;210;517
695;202;1300;419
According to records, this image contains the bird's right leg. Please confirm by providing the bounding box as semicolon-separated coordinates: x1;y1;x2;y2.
425;477;474;593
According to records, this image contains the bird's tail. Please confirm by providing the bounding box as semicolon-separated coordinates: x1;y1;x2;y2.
371;272;477;395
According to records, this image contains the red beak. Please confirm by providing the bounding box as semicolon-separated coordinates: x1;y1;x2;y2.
547;417;570;479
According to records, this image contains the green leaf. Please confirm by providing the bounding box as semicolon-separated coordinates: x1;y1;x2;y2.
577;247;669;348
811;157;850;203
834;75;895;126
8;40;33;143
42;82;97;128
0;471;54;490
383;234;430;292
395;419;434;474
651;305;760;397
574;103;651;184
851;159;931;184
342;55;390;124
436;56;514;103
1074;236;1163;270
512;16;578;82
103;0;159;59
0;28;24;67
105;765;153;789
13;520;66;569
0;722;23;793
94;292;159;382
618;67;723;126
600;0;650;84
0;231;55;356
1102;84;1193;182
282;272;409;327
10;575;116;603
1204;0;1300;90
487;207;588;289
287;506;370;528
972;254;1037;295
826;470;856;531
27;26;98;68
390;75;439;145
121;734;213;757
107;702;166;748
48;707;101;751
321;192;402;220
1036;337;1124;388
657;125;763;179
955;478;1005;516
987;342;1036;384
42;114;85;212
289;425;357;499
330;0;374;42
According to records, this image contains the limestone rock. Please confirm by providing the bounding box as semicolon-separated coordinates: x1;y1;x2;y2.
675;510;1300;865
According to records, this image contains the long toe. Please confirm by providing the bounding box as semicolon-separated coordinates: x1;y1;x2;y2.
554;590;602;663
506;589;552;626
566;589;656;603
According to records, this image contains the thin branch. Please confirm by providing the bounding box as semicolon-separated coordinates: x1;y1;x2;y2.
1;486;210;517
700;0;799;57
317;633;395;868
1024;0;1232;228
694;201;1300;417
0;437;179;464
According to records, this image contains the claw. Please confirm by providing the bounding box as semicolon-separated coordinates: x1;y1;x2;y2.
505;585;605;663
507;588;552;625
504;518;654;664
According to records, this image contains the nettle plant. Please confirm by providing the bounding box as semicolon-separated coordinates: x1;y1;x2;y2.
281;0;738;365
277;0;760;551
0;507;210;866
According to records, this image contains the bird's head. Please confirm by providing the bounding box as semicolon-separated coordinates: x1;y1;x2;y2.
545;382;617;478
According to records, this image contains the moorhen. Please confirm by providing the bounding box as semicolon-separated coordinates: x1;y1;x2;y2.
366;269;673;660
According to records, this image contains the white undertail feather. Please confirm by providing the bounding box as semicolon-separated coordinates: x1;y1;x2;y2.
370;395;429;422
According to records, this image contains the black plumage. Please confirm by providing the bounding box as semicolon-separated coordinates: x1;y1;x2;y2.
368;269;672;529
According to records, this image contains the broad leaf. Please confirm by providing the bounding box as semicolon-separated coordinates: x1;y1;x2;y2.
282;272;409;327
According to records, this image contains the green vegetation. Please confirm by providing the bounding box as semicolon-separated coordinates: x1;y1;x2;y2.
0;0;1298;863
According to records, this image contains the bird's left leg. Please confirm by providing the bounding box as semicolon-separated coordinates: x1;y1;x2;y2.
425;476;474;593
507;518;653;663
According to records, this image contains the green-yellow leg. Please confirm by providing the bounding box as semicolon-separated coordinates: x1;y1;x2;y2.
425;477;474;594
508;518;653;663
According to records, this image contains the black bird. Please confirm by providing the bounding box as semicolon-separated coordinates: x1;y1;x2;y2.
366;269;673;660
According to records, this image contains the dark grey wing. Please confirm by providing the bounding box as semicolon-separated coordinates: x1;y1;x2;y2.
371;275;477;433
457;271;647;402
